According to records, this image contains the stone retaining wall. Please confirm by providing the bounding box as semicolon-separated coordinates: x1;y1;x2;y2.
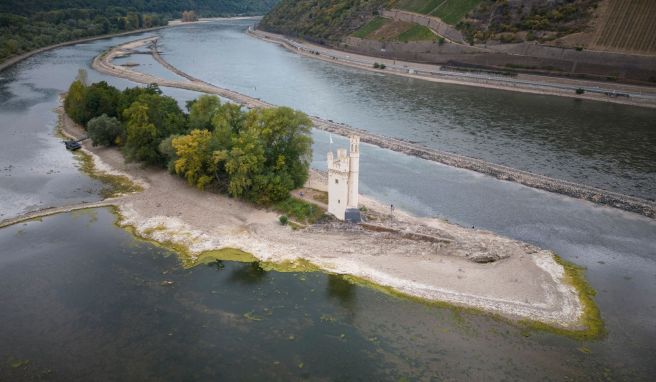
383;9;464;43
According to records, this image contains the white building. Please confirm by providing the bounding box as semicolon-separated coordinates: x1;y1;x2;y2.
327;135;361;222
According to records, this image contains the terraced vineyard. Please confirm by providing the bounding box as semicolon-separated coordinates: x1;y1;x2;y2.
591;0;656;54
396;0;482;25
352;17;435;41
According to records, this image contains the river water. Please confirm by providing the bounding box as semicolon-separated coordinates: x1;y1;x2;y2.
0;19;655;381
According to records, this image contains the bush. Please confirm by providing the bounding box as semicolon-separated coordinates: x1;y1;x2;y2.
279;215;288;225
575;88;585;95
87;114;123;146
379;63;386;69
373;62;380;69
274;197;324;224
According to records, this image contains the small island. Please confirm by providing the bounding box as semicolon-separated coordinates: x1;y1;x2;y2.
39;62;600;337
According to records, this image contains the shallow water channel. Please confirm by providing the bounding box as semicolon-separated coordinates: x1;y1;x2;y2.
0;19;655;381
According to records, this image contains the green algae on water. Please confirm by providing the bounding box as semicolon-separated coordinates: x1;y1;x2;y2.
72;150;142;198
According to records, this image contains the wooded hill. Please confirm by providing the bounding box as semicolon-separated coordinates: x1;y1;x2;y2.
0;0;278;64
260;0;655;55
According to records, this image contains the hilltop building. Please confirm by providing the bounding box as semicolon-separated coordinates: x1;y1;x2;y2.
327;135;361;223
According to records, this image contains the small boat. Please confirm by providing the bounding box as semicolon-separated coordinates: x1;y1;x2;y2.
64;140;82;151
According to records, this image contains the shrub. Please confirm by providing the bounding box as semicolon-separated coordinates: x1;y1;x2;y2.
87;114;122;146
379;63;386;69
575;88;585;95
279;215;289;225
373;62;380;69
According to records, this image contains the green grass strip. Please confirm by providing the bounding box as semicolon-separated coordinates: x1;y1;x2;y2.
353;16;388;38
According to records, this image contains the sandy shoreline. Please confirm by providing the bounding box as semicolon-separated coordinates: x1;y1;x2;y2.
248;28;656;109
3;98;597;333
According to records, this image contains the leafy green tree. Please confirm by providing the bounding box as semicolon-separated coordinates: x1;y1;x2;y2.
211;102;244;146
172;129;223;190
188;95;222;131
87;114;123;146
135;93;187;138
158;135;180;172
225;107;313;204
64;78;87;125
252;107;313;189
225;126;266;200
82;81;121;124
117;85;159;117
122;101;160;164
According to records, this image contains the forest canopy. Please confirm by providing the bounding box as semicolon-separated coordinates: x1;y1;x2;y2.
0;0;278;64
64;76;313;205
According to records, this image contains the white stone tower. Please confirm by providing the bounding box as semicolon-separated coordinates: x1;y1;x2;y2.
327;135;361;222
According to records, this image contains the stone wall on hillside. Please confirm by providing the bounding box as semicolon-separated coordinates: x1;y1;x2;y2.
343;36;656;82
383;9;464;43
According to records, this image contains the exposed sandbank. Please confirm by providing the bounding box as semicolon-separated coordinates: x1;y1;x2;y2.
7;96;601;336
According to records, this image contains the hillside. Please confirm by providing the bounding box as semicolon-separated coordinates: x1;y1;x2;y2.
260;0;655;54
258;0;392;44
0;0;278;64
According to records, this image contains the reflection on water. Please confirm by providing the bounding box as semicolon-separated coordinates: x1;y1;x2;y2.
228;261;267;284
327;274;356;309
1;209;654;380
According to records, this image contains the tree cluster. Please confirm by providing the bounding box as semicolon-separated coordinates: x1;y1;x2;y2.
0;0;279;64
0;9;167;63
181;10;198;22
64;77;313;205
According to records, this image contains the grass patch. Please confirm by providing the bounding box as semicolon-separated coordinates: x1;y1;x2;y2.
73;150;142;198
397;0;445;15
312;190;328;204
431;0;482;25
273;197;325;225
396;24;435;42
352;16;387;38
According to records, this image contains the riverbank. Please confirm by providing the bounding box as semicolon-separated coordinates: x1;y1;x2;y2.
92;37;656;219
248;28;656;109
0;98;601;334
0;16;262;73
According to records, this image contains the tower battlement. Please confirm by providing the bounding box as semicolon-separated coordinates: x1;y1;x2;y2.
327;136;360;222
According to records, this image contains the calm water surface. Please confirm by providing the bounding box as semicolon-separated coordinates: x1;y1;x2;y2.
0;209;651;381
158;19;656;200
1;19;655;381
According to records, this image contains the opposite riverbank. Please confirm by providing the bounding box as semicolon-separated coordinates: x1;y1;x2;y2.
0;17;261;73
92;37;656;219
248;28;656;109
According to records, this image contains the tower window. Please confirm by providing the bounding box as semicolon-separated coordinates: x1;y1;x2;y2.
335;179;338;184
338;199;340;204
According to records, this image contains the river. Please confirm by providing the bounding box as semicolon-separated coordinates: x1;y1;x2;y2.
0;19;655;381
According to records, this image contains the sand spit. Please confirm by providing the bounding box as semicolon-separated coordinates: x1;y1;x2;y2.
2;101;597;333
91;37;656;219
